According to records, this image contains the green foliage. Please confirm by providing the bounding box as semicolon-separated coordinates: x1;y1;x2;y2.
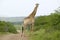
0;21;17;33
30;29;60;40
34;13;60;31
29;9;60;40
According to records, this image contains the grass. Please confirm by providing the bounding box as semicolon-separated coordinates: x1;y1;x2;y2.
0;32;11;36
29;29;60;40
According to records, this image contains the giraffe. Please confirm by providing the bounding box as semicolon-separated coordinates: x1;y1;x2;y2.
22;3;39;35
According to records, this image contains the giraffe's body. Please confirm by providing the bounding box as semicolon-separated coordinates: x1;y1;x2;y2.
22;3;39;34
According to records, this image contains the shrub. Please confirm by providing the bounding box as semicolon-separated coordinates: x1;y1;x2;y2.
0;21;17;33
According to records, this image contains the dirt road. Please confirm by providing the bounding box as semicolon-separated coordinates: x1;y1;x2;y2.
0;30;28;40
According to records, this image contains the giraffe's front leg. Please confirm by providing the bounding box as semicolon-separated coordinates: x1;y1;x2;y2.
31;23;34;32
30;23;34;36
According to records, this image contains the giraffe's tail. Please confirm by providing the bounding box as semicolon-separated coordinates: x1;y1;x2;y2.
22;26;24;33
21;26;24;37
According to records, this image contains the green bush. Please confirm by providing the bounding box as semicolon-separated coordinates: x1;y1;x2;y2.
29;9;60;40
30;29;60;40
0;21;17;33
34;13;60;31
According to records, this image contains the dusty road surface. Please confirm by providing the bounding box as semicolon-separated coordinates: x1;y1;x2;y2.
0;30;28;40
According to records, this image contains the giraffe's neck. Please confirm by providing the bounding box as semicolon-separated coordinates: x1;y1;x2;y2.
28;5;39;18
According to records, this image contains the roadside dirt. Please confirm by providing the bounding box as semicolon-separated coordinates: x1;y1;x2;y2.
0;30;28;40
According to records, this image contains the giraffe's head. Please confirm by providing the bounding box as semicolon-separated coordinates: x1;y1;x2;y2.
35;3;39;6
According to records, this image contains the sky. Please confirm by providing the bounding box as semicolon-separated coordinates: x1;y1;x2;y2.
0;0;60;17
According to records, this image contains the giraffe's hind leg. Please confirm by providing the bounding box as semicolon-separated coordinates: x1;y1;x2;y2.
21;24;26;37
23;24;27;37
